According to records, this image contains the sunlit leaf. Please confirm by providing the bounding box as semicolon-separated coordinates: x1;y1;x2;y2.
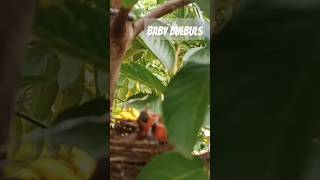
121;62;166;93
139;29;176;73
183;47;210;64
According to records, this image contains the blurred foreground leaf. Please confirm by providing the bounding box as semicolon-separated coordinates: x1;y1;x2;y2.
23;115;108;159
163;62;210;158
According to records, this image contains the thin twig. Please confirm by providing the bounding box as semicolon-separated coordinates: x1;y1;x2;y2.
15;111;48;129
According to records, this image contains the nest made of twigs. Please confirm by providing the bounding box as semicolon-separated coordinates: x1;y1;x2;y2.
110;120;174;180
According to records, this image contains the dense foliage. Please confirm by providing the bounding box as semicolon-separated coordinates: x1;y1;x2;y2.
6;0;213;179
113;0;211;179
6;1;108;179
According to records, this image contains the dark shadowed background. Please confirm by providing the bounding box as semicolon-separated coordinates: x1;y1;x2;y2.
213;0;320;180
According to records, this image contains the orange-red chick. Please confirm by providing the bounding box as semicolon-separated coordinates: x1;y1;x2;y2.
137;110;168;143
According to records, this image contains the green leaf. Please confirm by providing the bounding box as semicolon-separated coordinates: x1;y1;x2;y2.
97;70;109;96
54;97;108;122
58;58;84;90
5;118;45;176
123;0;139;8
33;2;108;71
157;0;166;4
192;0;210;15
183;47;210;64
139;29;176;73
23;51;60;126
175;7;186;18
23;115;108;159
117;78;129;101
121;62;166;93
163;63;210;158
137;152;209;180
127;93;162;113
20;75;56;88
123;48;146;61
53;69;86;119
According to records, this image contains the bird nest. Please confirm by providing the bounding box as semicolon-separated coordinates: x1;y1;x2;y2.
110;120;174;180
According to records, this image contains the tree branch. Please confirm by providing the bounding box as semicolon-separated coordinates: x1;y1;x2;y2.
134;0;191;36
0;0;35;177
111;0;123;9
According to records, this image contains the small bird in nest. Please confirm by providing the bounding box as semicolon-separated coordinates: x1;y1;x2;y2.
137;109;168;144
111;108;168;144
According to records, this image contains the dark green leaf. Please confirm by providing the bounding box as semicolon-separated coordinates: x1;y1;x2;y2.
24;53;60;125
123;0;139;8
33;2;108;71
53;69;86;119
23;115;108;159
20;75;56;88
54;97;108;122
97;70;109;96
58;58;84;90
163;63;210;157
137;152;209;180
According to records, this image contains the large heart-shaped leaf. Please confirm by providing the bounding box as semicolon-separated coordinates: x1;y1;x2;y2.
121;62;166;93
33;2;108;71
22;49;60;124
137;152;209;180
163;62;210;158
